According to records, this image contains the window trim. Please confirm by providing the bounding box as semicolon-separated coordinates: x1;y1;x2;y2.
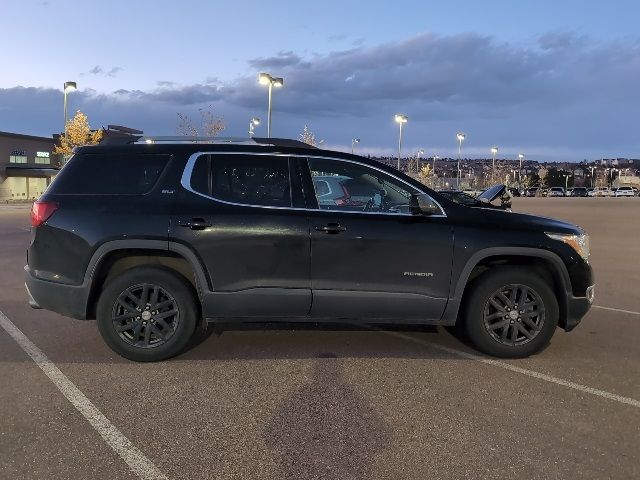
181;151;446;217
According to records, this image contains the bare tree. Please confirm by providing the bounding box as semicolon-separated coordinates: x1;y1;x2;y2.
177;105;225;137
538;168;549;193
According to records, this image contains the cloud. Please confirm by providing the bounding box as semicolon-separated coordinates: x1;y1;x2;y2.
2;32;640;160
84;65;123;77
248;51;310;69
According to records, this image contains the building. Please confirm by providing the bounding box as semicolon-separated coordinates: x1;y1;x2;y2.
0;131;60;202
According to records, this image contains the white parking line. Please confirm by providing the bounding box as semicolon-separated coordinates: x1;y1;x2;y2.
382;331;640;409
593;305;640;316
0;310;169;480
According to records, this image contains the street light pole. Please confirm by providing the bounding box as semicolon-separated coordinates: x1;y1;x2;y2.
259;73;283;137
590;166;596;188
395;114;408;170
351;138;360;154
456;132;466;190
63;81;77;134
490;147;498;184
518;153;524;191
416;149;424;174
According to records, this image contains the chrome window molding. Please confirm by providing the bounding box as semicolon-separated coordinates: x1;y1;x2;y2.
180;151;447;218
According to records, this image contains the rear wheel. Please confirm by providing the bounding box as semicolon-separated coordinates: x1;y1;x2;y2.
462;267;558;358
97;267;198;362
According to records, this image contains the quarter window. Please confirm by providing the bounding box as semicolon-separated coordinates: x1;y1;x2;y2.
49;153;170;194
190;155;292;208
308;158;420;214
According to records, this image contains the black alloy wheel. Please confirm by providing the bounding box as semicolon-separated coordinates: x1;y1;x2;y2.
111;283;180;348
462;267;559;358
97;267;198;362
482;284;545;346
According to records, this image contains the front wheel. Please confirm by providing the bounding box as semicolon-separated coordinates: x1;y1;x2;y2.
462;267;559;358
96;267;198;362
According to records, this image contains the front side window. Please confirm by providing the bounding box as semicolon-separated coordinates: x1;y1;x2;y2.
190;154;291;208
308;158;421;214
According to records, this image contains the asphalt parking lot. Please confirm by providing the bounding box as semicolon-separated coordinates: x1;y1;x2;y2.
1;198;639;480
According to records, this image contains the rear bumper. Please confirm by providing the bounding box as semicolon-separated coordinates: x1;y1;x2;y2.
562;285;595;332
25;266;89;320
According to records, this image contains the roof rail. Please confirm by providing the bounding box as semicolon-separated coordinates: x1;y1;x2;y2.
98;126;317;149
137;136;257;145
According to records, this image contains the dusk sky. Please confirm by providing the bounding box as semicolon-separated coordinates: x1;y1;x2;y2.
1;0;639;161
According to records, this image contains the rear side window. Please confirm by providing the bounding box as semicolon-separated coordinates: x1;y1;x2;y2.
50;153;170;195
190;154;291;207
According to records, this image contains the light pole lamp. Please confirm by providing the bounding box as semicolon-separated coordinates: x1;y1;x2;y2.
248;117;260;137
456;132;466;190
395;114;408;170
490;147;498;184
258;72;283;137
351;138;360;154
63;81;77;133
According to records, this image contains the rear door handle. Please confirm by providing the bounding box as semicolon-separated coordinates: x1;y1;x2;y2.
178;218;212;230
314;223;346;234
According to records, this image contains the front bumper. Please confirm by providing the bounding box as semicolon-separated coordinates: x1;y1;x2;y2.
563;285;595;332
25;266;89;320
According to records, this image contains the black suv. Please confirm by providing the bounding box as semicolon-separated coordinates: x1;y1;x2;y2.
25;133;594;361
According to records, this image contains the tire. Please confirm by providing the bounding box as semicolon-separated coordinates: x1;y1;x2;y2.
462;267;559;358
96;266;199;362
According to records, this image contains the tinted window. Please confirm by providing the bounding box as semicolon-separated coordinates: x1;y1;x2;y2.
308;158;419;213
50;153;169;195
191;155;291;207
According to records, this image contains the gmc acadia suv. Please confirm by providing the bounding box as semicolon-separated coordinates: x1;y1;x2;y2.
25;132;594;362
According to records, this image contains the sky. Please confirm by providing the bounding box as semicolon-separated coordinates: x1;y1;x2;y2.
1;0;639;161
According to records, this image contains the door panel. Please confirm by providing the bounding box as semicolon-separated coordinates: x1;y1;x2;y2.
309;211;452;319
170;153;311;318
304;157;453;320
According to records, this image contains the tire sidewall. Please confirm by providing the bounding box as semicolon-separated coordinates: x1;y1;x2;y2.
463;267;559;358
97;267;198;362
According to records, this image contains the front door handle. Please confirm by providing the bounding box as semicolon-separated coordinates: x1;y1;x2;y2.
315;223;346;234
178;218;212;230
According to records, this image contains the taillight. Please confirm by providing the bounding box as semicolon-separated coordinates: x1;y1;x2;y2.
30;201;58;227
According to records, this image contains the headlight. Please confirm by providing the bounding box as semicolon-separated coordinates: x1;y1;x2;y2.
546;232;590;261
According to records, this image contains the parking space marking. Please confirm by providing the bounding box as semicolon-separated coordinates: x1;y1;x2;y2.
0;310;169;480
381;330;640;409
593;305;640;316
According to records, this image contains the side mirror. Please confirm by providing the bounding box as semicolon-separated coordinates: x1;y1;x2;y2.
410;194;442;216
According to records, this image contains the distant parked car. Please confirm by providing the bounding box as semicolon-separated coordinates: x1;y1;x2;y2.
615;186;635;197
572;187;588;197
526;187;538;197
632;187;639;196
566;188;574;197
591;187;613;197
549;187;565;197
